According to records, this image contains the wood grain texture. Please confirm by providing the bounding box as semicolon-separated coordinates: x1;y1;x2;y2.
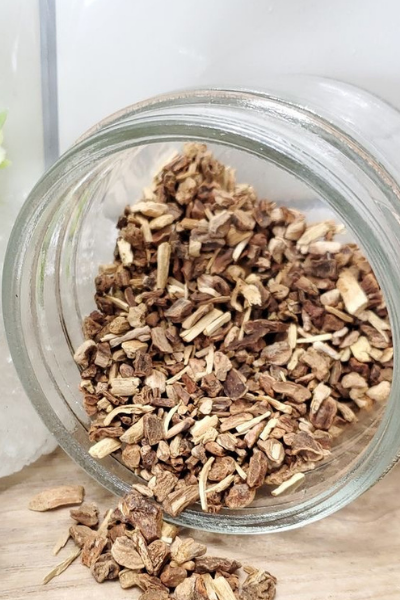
0;447;399;599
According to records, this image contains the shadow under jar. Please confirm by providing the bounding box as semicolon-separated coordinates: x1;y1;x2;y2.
4;77;400;534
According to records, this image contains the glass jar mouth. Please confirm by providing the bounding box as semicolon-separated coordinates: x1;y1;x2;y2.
4;80;400;533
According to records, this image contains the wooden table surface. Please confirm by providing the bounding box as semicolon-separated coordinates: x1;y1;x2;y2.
1;447;399;600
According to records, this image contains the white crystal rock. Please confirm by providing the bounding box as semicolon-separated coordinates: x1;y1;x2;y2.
0;220;57;477
0;9;58;476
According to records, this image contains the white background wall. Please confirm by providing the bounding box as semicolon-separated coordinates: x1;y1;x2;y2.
57;0;400;151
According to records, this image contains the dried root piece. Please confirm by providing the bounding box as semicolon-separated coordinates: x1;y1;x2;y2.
271;473;305;496
70;502;99;527
337;270;369;316
195;556;242;574
163;485;200;517
29;485;85;512
42;547;81;585
156;242;171;291
117;490;163;543
171;537;207;565
111;536;144;569
240;567;277;600
34;480;278;595
75;143;392;518
81;535;108;567
225;484;256;509
53;529;71;555
199;457;215;511
70;524;97;548
213;575;237;600
74;340;96;368
181;309;223;342
89;438;122;459
91;552;120;582
161;521;180;544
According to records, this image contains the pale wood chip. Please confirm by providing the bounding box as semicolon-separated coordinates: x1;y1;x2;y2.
308;240;342;254
241;283;262;307
311;383;331;414
227;228;253;247
220;413;253;433
380;347;394;363
189;238;202;257
163;485;200;517
288;323;297;349
340;347;352;362
145;370;167;393
361;310;391;343
165;417;194;440
205;345;215;375
320;288;341;306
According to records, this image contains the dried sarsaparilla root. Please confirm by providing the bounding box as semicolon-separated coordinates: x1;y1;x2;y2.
75;143;393;515
37;486;277;599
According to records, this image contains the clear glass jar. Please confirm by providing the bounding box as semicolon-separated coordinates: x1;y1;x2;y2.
4;77;400;534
